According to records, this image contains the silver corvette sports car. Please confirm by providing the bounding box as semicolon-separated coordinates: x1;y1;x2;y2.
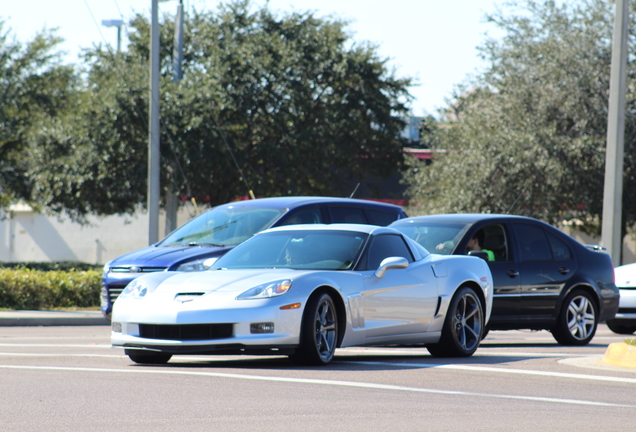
111;224;493;365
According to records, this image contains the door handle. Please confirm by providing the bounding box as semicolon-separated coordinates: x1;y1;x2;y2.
558;266;570;275
507;269;519;278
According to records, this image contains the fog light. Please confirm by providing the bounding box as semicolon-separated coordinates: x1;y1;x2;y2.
112;322;122;333
250;322;274;334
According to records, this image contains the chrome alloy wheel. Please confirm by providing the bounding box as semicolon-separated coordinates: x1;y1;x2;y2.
452;291;482;352
314;297;337;362
566;295;596;341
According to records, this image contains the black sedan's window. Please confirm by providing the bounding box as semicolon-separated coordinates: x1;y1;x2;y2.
513;223;552;261
366;234;414;269
547;232;572;260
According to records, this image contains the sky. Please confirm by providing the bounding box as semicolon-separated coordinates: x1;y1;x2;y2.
1;0;507;116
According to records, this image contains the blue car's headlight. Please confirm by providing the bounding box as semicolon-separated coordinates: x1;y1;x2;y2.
236;280;292;300
119;279;149;299
176;257;218;272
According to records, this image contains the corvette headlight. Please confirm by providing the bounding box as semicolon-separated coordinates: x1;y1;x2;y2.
237;280;292;300
119;279;149;299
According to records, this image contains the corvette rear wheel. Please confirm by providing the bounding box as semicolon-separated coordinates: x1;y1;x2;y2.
125;349;172;364
427;286;483;357
290;292;338;366
552;290;597;346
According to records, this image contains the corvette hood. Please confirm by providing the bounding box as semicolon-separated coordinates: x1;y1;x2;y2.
151;269;302;295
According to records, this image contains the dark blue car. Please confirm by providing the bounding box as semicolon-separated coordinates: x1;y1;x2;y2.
101;196;407;319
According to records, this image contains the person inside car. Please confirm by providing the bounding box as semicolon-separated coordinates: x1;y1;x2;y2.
467;229;495;261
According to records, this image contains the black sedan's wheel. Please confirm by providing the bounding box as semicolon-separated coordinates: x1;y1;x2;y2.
290;293;338;366
427;287;483;357
606;321;636;335
125;349;172;364
552;290;597;346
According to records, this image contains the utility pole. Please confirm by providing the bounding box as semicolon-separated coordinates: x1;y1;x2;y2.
148;0;161;245
165;0;184;236
601;0;628;266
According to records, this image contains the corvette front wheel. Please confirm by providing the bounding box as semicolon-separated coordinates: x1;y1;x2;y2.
290;293;338;366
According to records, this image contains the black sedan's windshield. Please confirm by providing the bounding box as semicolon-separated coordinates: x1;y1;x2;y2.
212;230;368;270
159;206;284;247
392;222;468;255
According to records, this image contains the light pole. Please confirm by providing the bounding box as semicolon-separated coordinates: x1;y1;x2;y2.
101;19;124;52
602;0;629;266
148;0;161;245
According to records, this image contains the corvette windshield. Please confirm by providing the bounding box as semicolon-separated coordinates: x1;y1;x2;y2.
159;206;284;247
212;230;368;270
393;222;468;255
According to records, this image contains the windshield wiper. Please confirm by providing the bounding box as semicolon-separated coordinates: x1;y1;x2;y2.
187;241;226;247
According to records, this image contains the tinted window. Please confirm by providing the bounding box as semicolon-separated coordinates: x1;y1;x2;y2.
365;209;400;226
392;222;468;255
367;234;414;269
513;223;552;261
329;206;368;224
279;207;323;225
547;232;572;260
479;224;510;262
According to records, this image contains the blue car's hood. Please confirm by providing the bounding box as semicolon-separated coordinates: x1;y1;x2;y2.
108;244;233;269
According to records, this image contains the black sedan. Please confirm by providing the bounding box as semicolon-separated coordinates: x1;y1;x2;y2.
390;214;620;345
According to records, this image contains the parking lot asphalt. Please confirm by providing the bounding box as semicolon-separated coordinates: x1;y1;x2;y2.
0;310;109;327
0;310;634;370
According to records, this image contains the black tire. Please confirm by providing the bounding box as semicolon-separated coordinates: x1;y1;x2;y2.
551;290;597;346
289;293;338;366
125;349;172;364
427;286;484;357
606;321;636;335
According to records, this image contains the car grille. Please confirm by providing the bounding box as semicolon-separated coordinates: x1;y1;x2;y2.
102;285;127;304
109;266;168;273
139;324;234;341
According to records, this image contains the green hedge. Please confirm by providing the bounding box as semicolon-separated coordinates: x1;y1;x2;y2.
0;268;101;310
0;261;102;272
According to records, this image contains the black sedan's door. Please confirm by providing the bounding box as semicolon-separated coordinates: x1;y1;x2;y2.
471;223;521;326
512;223;578;324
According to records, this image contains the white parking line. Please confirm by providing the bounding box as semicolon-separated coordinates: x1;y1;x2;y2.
346;360;636;384
0;364;633;408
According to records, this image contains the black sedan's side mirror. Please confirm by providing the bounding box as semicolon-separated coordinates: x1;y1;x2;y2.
468;251;490;262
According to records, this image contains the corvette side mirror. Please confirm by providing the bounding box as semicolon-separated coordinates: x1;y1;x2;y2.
375;256;409;278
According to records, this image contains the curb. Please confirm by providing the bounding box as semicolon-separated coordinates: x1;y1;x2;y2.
0;310;109;327
602;342;636;369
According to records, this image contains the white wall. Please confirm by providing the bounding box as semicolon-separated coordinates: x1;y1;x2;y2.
0;203;204;265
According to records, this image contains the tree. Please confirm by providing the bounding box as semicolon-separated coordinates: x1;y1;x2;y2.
27;0;412;219
406;0;636;236
0;21;79;215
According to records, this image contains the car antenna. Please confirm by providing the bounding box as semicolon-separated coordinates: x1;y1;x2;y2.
349;183;360;198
